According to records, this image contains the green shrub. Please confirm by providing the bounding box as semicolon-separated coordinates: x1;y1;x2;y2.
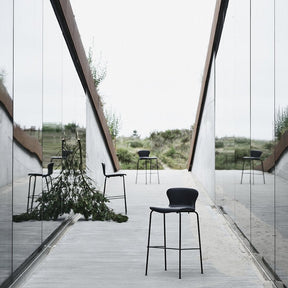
116;148;134;164
215;141;224;148
129;141;143;148
164;147;176;158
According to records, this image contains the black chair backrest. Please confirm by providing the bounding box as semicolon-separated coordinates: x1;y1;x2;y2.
101;163;106;176
250;150;262;158
167;188;198;207
138;150;150;157
47;162;54;176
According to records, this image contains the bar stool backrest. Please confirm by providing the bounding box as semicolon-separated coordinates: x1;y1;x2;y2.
138;150;150;157
250;150;262;158
46;162;54;177
167;187;198;208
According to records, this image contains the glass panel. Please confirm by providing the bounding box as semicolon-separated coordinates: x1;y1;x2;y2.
42;0;66;240
250;0;275;273
275;0;288;285
13;0;43;271
42;1;86;239
0;1;13;284
215;0;251;240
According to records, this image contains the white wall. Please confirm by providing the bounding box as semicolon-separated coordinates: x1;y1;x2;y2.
86;99;114;192
0;108;12;187
191;63;215;200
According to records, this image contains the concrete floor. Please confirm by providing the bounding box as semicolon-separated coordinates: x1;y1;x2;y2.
20;170;274;288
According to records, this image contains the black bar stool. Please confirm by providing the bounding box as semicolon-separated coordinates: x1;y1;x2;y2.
27;162;54;213
101;163;127;214
135;150;160;184
240;150;265;184
145;187;203;279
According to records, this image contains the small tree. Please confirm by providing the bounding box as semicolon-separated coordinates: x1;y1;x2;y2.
13;139;128;223
87;47;121;143
105;109;121;147
87;47;106;92
275;106;288;140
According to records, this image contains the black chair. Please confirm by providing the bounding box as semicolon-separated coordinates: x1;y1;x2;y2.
145;187;203;279
135;150;160;184
101;163;127;214
27;162;54;213
240;150;265;184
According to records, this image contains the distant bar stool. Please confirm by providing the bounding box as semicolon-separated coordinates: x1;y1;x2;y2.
135;150;160;184
145;187;203;279
102;163;127;214
27;162;54;213
240;150;265;184
50;139;72;170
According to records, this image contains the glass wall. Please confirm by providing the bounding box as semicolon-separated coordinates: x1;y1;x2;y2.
13;0;43;272
0;0;13;284
214;0;288;286
275;0;288;284
0;1;87;285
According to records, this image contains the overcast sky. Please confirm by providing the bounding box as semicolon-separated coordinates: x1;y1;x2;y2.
70;0;216;138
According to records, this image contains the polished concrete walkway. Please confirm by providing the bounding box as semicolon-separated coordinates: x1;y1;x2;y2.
21;170;274;288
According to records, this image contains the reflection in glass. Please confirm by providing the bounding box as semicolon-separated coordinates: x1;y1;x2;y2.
215;0;251;237
250;0;275;272
0;1;13;285
214;0;288;286
275;0;288;284
13;0;43;272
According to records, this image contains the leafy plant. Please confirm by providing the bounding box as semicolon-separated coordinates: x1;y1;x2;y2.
13;139;128;223
275;106;288;140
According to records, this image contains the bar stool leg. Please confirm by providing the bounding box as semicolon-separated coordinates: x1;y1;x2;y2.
156;158;160;184
179;212;182;279
135;160;139;183
261;160;265;184
103;177;107;196
252;160;255;184
145;211;153;276
149;158;152;184
145;159;148;184
195;212;204;274
163;214;167;270
122;176;127;214
240;159;245;184
30;175;37;212
27;175;33;213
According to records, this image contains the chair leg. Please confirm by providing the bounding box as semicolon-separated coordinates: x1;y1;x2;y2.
149;159;152;184
122;176;127;214
103;177;107;196
135;160;139;183
30;176;37;212
195;212;203;274
145;210;153;276
179;212;182;279
145;159;148;184
27;175;33;213
156;158;160;184
252;160;255;184
163;213;167;270
240;160;245;184
261;160;265;184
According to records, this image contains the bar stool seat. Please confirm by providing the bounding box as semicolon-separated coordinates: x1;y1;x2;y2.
145;187;203;279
